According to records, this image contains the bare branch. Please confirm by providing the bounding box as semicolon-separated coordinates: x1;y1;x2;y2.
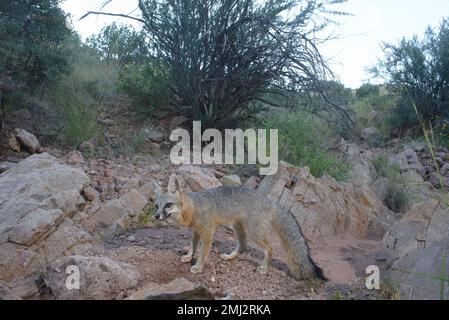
78;11;146;25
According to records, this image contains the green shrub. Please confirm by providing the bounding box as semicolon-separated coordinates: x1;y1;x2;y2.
0;0;72;91
118;62;171;118
372;18;449;130
264;111;350;181
116;130;147;157
43;37;120;149
48;83;100;149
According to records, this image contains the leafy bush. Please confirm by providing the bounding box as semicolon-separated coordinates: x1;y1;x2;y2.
86;23;148;66
264;111;350;181
372;18;449;130
119;0;350;128
118;62;171;118
0;0;72;91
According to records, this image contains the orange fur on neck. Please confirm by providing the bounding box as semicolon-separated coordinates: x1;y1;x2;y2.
179;193;194;227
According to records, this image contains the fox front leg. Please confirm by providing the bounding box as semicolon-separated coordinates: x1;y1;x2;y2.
190;231;214;274
181;231;199;263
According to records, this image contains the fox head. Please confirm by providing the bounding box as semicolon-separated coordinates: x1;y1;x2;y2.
154;174;193;226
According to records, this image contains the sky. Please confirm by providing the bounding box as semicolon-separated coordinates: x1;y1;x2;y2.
61;0;449;89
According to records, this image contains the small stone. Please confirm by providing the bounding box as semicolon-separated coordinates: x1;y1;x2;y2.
14;128;39;153
66;151;84;165
83;186;98;202
220;175;241;186
103;169;114;177
145;129;164;143
127;235;136;242
8;134;21;152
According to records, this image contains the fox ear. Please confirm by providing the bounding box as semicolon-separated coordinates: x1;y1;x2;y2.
168;174;182;194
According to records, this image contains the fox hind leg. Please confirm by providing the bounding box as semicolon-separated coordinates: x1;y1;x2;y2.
181;231;199;263
220;222;247;261
255;238;272;275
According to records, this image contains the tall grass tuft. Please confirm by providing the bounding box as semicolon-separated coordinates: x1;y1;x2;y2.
264;111;350;181
371;154;409;213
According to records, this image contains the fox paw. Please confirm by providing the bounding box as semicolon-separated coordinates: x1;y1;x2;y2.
190;265;203;274
257;266;268;275
180;255;192;263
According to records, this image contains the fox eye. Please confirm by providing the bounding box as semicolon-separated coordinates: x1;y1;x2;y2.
165;203;173;209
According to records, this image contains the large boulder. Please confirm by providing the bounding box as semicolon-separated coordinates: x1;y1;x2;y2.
256;162;393;242
383;200;449;299
0;153;98;282
42;255;141;300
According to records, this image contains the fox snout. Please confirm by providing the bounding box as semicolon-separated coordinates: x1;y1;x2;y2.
154;204;174;220
154;212;162;220
154;209;166;220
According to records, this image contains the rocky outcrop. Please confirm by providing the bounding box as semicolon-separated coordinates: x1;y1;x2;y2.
389;149;425;177
331;137;377;185
0;153;99;282
90;185;155;240
248;161;394;284
255;162;393;242
41;255;141;300
383;200;449;299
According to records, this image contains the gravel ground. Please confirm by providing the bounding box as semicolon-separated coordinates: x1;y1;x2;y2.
104;224;326;300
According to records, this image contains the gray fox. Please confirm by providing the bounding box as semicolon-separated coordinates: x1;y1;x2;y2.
154;174;325;280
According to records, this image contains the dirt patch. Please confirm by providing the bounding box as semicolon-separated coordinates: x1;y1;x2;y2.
103;225;326;300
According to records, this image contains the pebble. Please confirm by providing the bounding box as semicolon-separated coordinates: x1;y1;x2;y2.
127;235;136;242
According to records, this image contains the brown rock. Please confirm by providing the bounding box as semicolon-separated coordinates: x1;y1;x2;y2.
83;186;98;202
175;165;222;192
8;134;20;153
65;151;84;165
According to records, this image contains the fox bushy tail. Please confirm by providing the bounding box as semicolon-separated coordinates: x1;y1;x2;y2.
273;206;326;281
